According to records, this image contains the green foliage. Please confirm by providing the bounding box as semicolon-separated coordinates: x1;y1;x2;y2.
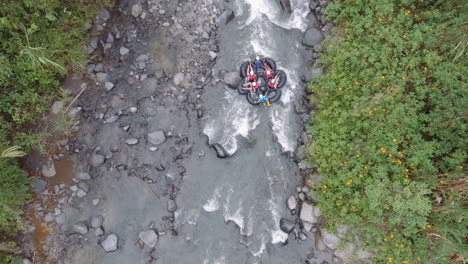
307;0;467;262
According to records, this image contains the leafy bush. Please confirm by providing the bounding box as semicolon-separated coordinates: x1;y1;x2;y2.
307;0;467;262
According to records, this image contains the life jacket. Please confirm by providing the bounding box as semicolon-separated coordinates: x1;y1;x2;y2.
248;74;256;82
268;81;276;89
265;71;273;79
252;82;260;91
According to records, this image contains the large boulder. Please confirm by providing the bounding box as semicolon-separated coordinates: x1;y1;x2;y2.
279;218;295;234
300;202;317;225
101;234;118;252
303;28;324;47
321;228;341;250
286;195;297;210
334;242;356;260
222;72;240;89
139;230;158;248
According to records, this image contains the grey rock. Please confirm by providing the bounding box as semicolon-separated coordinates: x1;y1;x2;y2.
177;93;187;102
155;70;164;79
51;101;64;114
120;46;130;56
89;37;99;49
314;206;322;217
315;232;327;251
75;172;91;181
30;177;48;194
286;195;297;210
222;71;240;89
303;28;324;47
106;33;114;43
334;242;355;260
95;227;104;236
131;4;143;18
319;0;329;8
167;199;177;212
22;259;33;264
309;2;318;11
147;130;166;146
136;54;149;62
321;228;341;250
173;72;185;86
90;154;105;167
299;192;305;201
300;203;317;225
68;107;82;121
201;31;210;40
92;199;100;206
313;44;323;53
104;115;119;123
336;225;348;238
125;138;139;145
162;22;170;27
77;189;87;198
279;218;295;234
212;143;228;158
105;82;115;91
44;213;55;223
215;9;234;27
209;51;217;61
78;182;89;193
299;232;308;241
91;215;104;228
294;145;305;160
137;61;146;70
98;8;111;22
70;185;79;192
356;249;372;260
101;234;118;252
96;72;108;83
55;214;66;225
72;223;88;235
41;159;56;178
139;230;158;248
104;43;112;51
94;63;104;72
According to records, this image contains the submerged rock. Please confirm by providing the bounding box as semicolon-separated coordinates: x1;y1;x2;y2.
211;143;228;158
279;218;295;234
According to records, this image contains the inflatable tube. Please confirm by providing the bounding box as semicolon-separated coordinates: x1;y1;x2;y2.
246;92;259;106
240;61;250;78
268;89;282;103
275;70;287;88
264;58;277;71
237;81;249;95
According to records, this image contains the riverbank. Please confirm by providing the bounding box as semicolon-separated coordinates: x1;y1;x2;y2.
307;0;467;263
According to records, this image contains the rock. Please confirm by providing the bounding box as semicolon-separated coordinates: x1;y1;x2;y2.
294;145;305;160
98;8;111;22
22;259;33;264
101;234;118;252
90;154;105;167
72;223;88;235
356;249;372;260
92;199;100;206
68;107;82;121
279;218;295;234
299;232;308;241
131;4;143;18
303;28;324;47
215;9;234;27
95;227;104;236
44;213;55;223
91;215;104;228
319;0;329;8
94;63;104;72
286;195;297;210
129;107;138;113
147;130;166;145
212;143;228;158
70;185;79;192
55;214;66;225
136;54;149;62
299;192;305;201
307;252;315;259
177;93;187;102
75;172;91;181
96;72;108;83
139;230;158;248
313;44;323;53
321;228;341;250
51;101;64;114
41;159;56;178
125;138;139;145
105;82;115;91
336;225;348;238
173;72;185;86
106;33;114;44
201;31;210;40
315;232;327;251
334;242;356;260
300;202;317;225
30;177;47;194
155;70;164;79
314;207;322;217
167;199;177;212
104;115;119;123
222;72;240;89
77;189;87;198
309;2;318;11
209;51;217;61
303;222;313;232
120;46;130;56
162;22;170;27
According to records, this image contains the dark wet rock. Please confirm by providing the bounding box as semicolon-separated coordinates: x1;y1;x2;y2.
75;172;91;181
91;215;104;228
303;28;324;47
215;9;234;27
98;8;111;22
147;130;166;145
309;2;317;12
321;228;341;250
211;143;228;158
287;195;297;210
72;223;88;235
279;218;295;234
41;159;56;178
139;230;158;248
96;72;108;83
30;177;48;193
125;138;139;145
101;234;118;252
155;163;165;171
315;232;327;251
90;154;105;167
334;242;355;260
222;72;240;88
167;199;177;212
294;145;305;160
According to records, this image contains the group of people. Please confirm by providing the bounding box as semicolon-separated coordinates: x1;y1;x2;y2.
241;56;281;98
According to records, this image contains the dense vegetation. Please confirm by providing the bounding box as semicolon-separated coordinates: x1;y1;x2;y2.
0;0;111;261
308;0;467;262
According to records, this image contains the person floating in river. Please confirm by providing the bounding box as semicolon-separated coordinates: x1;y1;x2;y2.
258;94;271;106
242;81;260;93
246;70;256;82
264;62;273;79
253;56;263;69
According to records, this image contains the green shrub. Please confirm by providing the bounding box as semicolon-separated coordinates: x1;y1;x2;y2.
308;0;467;262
